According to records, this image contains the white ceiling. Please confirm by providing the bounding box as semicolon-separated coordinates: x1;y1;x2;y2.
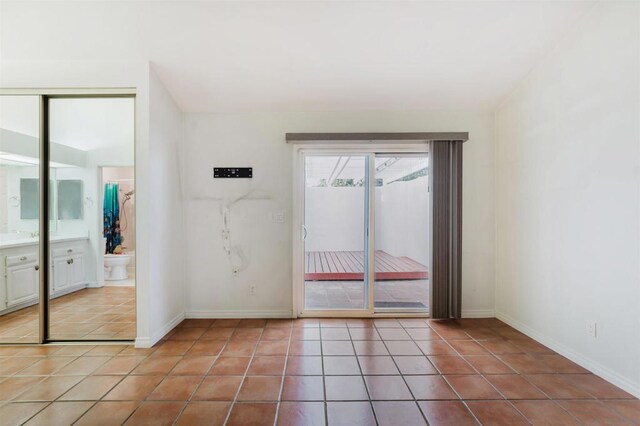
0;1;594;113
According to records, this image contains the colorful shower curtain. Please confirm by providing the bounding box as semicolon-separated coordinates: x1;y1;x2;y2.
103;183;122;254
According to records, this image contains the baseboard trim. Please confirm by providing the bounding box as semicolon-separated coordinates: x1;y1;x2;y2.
496;310;640;399
462;309;495;318
185;310;293;319
135;311;185;348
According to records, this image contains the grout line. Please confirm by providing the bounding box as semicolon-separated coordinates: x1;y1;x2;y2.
273;323;293;426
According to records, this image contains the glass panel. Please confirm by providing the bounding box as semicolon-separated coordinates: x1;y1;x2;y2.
49;97;135;340
374;155;430;312
304;155;369;310
0;95;41;343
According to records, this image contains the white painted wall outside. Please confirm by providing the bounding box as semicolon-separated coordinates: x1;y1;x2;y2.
495;1;640;397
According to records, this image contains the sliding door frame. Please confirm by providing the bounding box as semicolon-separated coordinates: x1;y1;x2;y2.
292;143;429;318
0;88;136;344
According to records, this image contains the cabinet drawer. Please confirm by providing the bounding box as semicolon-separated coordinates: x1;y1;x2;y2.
52;246;84;259
6;252;38;267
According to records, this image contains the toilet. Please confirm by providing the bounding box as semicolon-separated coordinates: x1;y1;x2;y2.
104;254;132;280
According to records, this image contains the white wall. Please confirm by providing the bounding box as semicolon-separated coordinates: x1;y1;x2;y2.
148;67;186;341
495;1;640;397
184;110;495;317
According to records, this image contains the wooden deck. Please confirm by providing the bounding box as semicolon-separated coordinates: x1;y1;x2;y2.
305;250;429;281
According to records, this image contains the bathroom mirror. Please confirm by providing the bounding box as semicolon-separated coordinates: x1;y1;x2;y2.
57;179;84;220
19;177;56;221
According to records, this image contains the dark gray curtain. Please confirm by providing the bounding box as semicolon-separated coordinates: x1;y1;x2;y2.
430;140;463;319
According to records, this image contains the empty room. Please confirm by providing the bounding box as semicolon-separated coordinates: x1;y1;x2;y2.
0;0;638;425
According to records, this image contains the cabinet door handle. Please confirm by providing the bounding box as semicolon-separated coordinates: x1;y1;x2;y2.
20;256;28;261
67;249;73;253
35;265;39;271
67;259;72;264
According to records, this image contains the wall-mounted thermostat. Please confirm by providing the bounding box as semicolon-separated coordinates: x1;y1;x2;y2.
214;167;253;178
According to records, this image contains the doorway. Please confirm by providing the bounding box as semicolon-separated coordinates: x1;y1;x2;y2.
295;147;430;317
0;92;136;343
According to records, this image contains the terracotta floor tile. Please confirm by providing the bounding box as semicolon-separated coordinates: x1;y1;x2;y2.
326;401;376;426
605;400;640;423
398;318;429;328
558;400;629;424
0;377;43;401
358;356;399;375
512;400;579;425
94;356;146;375
147;375;201;400
497;354;556;374
418;401;478;426
266;319;293;328
124;401;185;426
231;328;264;342
17;356;75;375
406;328;441;340
292;318;320;328
212;319;241;328
323;356;361;375
428;355;476;374
227;402;277;426
170;355;216;375
322;341;355;356
170;327;207;341
562;374;636;399
210;357;250;375
393;356;437;375
261;328;291;341
201;327;235;340
255;340;289;356
373;401;427;426
59;375;122;400
286;356;323;375
24;401;93;426
291;328;320;340
352;340;389;356
321;328;351;340
385;340;422;356
463;355;515;374
289;341;322;356
416;340;458;356
466;400;529;426
373;318;402;328
325;376;369;401
15;375;83;401
103;375;164;400
538;354;591;374
187;340;226;356
479;340;525;354
238;319;267;328
55;355;111;375
180;319;214;328
405;375;459;400
176;401;231;426
85;345;127;356
431;328;470;341
153;340;195;356
345;318;373;328
237;376;283;401
0;357;41;375
277;401;325;426
525;374;594;399
320;319;348;328
75;401;140;426
193;376;242;400
0;402;48;426
445;375;503;400
511;339;555;354
448;340;489;355
364;375;412;400
131;356;181;375
248;356;286;375
377;328;411;340
484;374;547;399
348;328;381;341
281;376;324;401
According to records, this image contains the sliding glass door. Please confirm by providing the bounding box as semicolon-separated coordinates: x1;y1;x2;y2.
0;92;136;344
299;149;430;316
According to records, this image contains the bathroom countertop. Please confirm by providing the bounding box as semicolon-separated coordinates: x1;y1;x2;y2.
0;235;90;250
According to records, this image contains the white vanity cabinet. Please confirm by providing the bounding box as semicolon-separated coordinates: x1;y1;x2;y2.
51;245;86;294
0;236;91;315
5;252;39;308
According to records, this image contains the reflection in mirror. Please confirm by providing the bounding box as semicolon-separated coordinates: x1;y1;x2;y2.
57;180;84;220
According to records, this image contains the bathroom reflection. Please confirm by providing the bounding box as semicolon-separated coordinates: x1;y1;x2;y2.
0;95;136;342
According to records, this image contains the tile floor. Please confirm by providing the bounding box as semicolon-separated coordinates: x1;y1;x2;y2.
0;317;638;425
0;287;136;343
305;280;429;310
